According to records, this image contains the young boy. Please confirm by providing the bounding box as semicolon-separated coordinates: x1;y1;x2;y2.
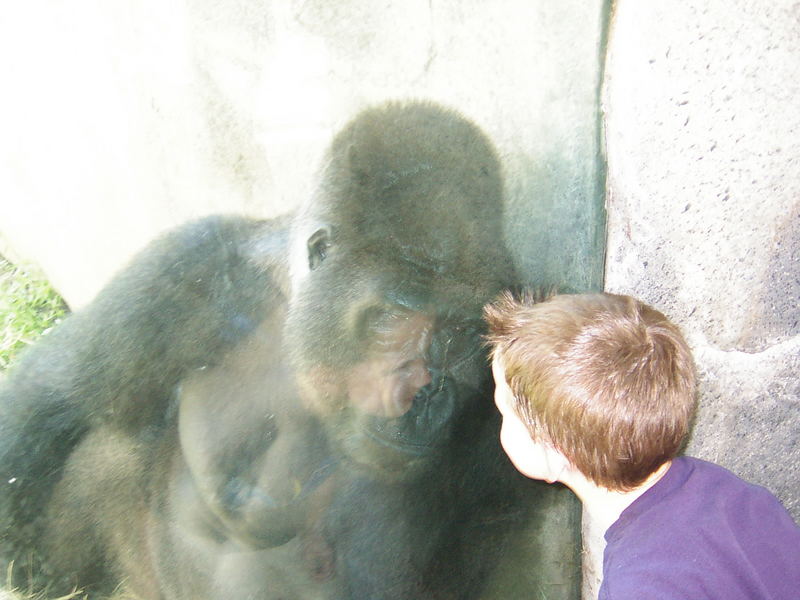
483;291;800;599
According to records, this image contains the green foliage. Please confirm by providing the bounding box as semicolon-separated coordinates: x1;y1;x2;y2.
0;257;68;370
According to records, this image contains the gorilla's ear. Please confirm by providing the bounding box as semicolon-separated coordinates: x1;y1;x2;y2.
307;227;333;270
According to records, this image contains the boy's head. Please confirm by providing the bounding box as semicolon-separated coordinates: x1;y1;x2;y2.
483;291;697;491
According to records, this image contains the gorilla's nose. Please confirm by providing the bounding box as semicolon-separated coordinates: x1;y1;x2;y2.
388;358;432;417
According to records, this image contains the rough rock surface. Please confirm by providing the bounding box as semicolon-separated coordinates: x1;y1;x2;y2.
591;1;800;598
604;0;799;519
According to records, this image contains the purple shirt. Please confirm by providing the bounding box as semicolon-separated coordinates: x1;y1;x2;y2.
599;456;800;599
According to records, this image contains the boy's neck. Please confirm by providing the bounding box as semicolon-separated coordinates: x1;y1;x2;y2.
564;461;673;535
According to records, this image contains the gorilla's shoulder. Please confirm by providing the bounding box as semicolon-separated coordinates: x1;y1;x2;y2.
1;214;293;428
111;214;290;289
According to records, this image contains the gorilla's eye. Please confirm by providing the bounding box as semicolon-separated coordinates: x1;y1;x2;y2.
307;227;333;270
427;320;483;367
356;306;395;341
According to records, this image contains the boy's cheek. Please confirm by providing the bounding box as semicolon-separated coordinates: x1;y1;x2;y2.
498;418;537;477
498;421;521;467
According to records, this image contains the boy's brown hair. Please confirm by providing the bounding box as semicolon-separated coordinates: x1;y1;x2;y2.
484;291;697;491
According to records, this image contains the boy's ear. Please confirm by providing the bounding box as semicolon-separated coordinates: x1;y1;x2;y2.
541;443;574;485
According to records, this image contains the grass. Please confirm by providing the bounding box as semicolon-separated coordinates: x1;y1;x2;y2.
0;257;68;371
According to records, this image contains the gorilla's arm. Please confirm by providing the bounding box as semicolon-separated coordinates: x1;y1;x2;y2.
0;215;286;556
175;308;335;549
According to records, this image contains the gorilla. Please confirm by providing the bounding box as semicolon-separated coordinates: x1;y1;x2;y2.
0;101;546;599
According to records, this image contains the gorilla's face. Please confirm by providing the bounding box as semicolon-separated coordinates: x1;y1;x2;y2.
343;308;433;419
286;231;495;480
332;312;491;480
293;295;436;421
283;102;513;479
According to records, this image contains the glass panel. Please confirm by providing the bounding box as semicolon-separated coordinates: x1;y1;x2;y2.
0;5;608;600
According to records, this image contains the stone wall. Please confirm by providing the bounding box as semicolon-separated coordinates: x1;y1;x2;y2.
588;0;800;597
605;0;799;523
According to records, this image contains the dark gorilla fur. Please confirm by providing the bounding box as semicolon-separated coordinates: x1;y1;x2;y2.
0;102;535;599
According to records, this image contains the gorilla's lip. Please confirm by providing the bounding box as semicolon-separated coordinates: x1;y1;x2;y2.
362;420;445;456
361;405;452;455
351;375;468;456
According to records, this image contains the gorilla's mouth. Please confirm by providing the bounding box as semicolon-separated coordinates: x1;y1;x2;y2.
361;373;461;456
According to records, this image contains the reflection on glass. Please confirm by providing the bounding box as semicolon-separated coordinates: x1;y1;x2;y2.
0;101;572;599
